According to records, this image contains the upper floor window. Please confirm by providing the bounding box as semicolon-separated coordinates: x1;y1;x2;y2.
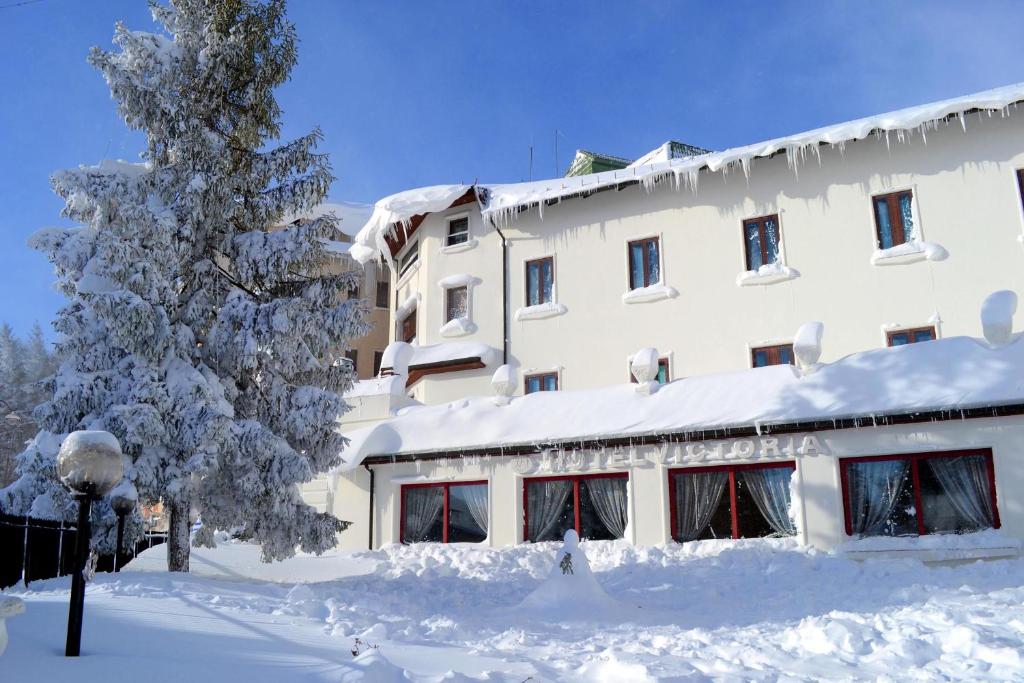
669;462;796;542
375;269;389;309
628;237;660;290
887;326;935;347
398;240;419;278
525;372;558;394
400;309;417;343
873;190;915;249
401;481;488;543
742;214;781;271
372;350;384;377
524;473;627;542
840;450;998;537
445;285;469;323
751;344;794;368
525;257;554;306
447;217;470;246
631;357;670;384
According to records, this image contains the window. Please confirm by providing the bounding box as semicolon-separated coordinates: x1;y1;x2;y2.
400;310;416;343
447;217;470;246
1018;169;1024;211
372;350;384;377
344;349;358;372
627;237;660;290
742;214;781;271
444;286;469;323
375;272;389;309
839;450;999;538
523;473;628;542
631;357;670;384
525;257;554;306
751;344;794;368
398;240;419;277
669;462;797;542
347;278;361;299
886;326;935;347
401;481;488;543
873;191;915;249
525;372;558;394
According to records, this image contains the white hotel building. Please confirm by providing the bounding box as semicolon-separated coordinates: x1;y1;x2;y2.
308;83;1024;562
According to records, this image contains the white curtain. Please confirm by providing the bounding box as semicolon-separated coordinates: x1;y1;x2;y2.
527;480;572;542
847;460;909;536
926;456;994;530
584;478;628;539
674;471;728;541
460;485;489;535
403;487;443;542
740;468;796;536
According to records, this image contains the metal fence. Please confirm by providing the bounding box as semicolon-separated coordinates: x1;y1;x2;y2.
0;512;167;589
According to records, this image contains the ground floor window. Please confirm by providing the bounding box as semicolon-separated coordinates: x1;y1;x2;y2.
840;450;999;537
523;473;628;542
401;481;488;543
669;463;797;542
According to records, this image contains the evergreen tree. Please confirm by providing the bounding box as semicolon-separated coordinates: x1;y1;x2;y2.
11;0;366;570
0;323;56;487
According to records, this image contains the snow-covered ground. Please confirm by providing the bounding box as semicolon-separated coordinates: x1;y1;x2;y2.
3;538;1024;681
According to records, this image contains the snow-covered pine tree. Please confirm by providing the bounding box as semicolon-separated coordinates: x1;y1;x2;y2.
15;0;366;570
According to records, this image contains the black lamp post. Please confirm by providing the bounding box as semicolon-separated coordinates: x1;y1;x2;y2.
109;482;137;573
56;430;123;657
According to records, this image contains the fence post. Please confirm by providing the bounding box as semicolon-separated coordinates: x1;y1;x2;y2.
21;514;29;588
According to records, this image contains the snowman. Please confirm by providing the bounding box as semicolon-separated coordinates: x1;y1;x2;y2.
519;529;618;615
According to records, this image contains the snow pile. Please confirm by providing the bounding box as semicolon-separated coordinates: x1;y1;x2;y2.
982;290;1017;347
870;240;949;266
736;261;800;286
339;332;1024;465
350;83;1024;264
408;342;500;368
344;376;407;399
792;320;824;370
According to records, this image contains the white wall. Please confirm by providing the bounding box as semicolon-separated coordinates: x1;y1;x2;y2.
330;416;1024;557
386;112;1024;398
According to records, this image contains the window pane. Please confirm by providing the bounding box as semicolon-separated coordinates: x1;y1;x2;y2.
778;346;794;365
448;484;488;542
543;374;557;391
889;332;910;346
580;477;627;540
656;359;669;384
526;262;540;306
745;221;763;270
753;350;770;368
913;329;935;343
646;239;660;285
874;199;894;249
375;279;389;308
446;286;468;322
373;351;383;377
400;242;419;275
447;218;469;245
541;260;554;303
763;217;780;264
737;467;796;537
525;376;541;394
672;471;730;541
402;487;444;543
629;242;645;289
897;193;914;244
525;479;573;542
846;459;917;537
920;455;994;534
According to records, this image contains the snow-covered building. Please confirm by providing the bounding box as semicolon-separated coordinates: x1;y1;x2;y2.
313;84;1024;560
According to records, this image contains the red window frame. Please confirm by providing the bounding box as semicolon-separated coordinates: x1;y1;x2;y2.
742;214;781;271
751;344;794;368
838;449;1000;537
885;326;936;347
667;462;796;542
400;480;487;544
524;372;558;393
445;286;468;323
522;472;628;542
872;190;914;249
627;237;660;289
630;357;670;383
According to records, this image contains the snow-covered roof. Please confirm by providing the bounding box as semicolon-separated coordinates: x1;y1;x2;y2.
349;82;1024;265
336;333;1024;469
407;341;501;368
627;140;712;168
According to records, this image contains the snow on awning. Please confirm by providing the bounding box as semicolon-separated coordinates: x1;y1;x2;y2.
349;82;1024;265
335;333;1024;470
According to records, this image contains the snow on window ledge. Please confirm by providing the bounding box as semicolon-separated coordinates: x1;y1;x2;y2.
736;262;800;287
439;316;477;338
514;302;568;321
870;240;948;267
439;238;478;255
396;292;420;321
622;283;679;304
837;529;1019;562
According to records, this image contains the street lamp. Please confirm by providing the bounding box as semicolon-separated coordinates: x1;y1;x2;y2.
56;430;123;657
109;481;138;572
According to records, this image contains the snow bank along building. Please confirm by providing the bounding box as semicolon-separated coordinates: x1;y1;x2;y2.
307;83;1024;561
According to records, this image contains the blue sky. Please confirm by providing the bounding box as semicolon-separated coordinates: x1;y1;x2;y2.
2;0;1023;339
